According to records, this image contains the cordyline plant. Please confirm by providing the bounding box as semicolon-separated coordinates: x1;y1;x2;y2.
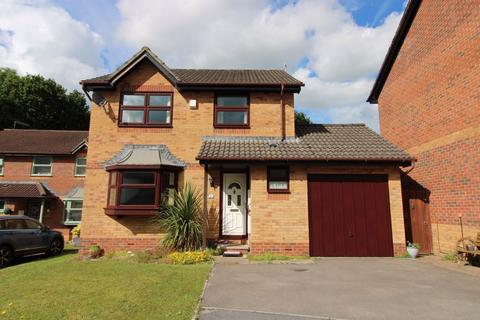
155;183;204;251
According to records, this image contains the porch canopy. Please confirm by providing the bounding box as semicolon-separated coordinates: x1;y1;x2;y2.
0;181;56;222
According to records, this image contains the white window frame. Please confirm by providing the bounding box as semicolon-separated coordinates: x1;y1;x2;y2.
74;157;87;177
31;156;53;176
0;156;4;175
63;199;83;225
0;199;5;213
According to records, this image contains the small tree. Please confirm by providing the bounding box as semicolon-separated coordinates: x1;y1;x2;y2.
295;111;312;124
155;184;203;251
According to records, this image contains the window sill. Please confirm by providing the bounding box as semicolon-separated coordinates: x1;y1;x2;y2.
118;124;173;128
104;207;158;217
64;221;80;226
214;125;250;129
74;175;86;177
267;190;290;194
31;174;52;177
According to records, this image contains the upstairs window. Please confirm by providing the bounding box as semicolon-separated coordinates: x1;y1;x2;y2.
215;94;249;128
267;166;290;193
0;156;3;175
75;157;87;176
32;156;52;176
119;93;173;127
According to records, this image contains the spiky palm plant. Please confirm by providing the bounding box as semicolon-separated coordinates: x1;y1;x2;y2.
155;183;203;251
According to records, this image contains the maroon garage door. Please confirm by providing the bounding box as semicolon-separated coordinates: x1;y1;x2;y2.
308;174;393;257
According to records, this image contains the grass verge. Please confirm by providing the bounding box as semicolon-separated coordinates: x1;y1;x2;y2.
0;250;211;320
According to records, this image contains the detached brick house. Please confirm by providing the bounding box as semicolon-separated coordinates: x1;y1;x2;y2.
368;0;479;253
80;47;412;256
0;129;87;239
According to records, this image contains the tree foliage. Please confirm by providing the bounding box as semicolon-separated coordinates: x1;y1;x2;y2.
295;111;313;124
0;68;89;130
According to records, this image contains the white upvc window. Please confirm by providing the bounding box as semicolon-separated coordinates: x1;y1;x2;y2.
32;156;53;176
0;199;5;213
64;199;83;225
0;156;3;175
75;157;87;176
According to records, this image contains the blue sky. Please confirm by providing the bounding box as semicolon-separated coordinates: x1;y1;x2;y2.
1;0;406;130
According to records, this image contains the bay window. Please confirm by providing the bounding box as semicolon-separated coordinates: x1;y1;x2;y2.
267;166;290;193
106;170;178;213
214;94;249;128
119;93;173;127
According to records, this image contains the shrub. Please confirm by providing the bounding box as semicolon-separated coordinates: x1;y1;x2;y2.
155;183;204;251
165;251;212;265
89;245;103;259
71;224;81;237
407;242;421;249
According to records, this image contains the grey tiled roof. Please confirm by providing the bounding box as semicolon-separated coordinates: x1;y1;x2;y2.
171;69;303;86
197;124;413;162
81;47;303;88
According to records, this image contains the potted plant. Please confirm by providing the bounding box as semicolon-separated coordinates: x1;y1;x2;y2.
71;224;81;247
407;242;420;258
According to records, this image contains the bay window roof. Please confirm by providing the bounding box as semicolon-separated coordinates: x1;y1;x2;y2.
104;145;185;169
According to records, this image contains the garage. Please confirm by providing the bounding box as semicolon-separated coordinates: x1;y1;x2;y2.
308;174;393;257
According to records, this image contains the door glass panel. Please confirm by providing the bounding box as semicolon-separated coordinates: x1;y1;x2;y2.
237;195;241;206
227;195;232;206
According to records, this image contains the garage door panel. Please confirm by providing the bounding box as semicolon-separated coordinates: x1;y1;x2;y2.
352;180;368;256
308;174;393;257
332;181;346;256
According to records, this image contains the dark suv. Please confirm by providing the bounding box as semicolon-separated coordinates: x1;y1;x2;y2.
0;216;64;268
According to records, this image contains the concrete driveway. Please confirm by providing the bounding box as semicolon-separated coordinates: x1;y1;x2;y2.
200;258;480;320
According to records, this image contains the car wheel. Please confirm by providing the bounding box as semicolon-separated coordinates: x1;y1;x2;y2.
0;245;13;268
48;238;64;256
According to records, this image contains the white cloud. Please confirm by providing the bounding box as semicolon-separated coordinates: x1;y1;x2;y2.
0;0;106;91
116;0;402;130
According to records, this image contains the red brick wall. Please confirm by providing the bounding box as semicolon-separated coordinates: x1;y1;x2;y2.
0;150;87;238
378;0;480;252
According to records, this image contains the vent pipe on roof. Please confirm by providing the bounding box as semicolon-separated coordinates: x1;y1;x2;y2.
280;83;286;141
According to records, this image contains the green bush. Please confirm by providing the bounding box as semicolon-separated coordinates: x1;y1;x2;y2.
155;183;204;251
71;224;81;237
166;251;212;265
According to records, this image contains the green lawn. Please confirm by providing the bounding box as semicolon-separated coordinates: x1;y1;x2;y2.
0;250;211;320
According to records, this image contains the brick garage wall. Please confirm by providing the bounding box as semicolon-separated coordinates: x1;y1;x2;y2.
81;59;295;252
378;0;480;252
0;151;86;239
249;165;406;256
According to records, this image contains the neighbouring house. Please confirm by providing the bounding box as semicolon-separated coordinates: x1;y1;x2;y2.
80;47;413;257
0;129;88;239
368;0;479;254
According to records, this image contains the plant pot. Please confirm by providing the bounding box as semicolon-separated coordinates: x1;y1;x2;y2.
407;247;419;258
72;236;81;247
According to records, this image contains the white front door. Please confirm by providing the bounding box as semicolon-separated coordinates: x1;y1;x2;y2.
222;173;247;236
